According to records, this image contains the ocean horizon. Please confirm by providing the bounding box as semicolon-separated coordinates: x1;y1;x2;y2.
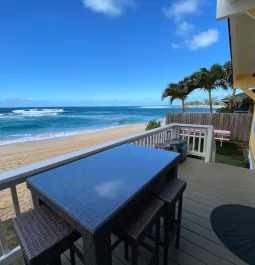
0;106;218;146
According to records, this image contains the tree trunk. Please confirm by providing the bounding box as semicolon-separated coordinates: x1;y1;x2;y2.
229;88;236;112
208;89;213;113
182;99;185;113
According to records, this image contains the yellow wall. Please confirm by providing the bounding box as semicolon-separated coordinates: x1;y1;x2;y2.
250;109;255;169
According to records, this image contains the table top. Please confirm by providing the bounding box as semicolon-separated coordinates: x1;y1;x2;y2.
27;144;179;232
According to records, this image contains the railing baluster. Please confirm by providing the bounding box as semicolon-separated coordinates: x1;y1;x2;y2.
166;129;171;140
176;128;180;139
0;219;9;255
149;136;152;147
192;130;196;151
187;129;190;151
203;130;207;154
198;130;202;153
10;186;21;216
182;128;185;140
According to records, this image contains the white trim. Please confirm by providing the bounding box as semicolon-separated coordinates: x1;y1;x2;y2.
0;246;22;265
217;0;255;20
249;151;254;170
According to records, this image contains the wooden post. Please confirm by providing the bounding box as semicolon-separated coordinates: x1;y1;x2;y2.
205;127;214;163
10;186;21;216
0;218;9;255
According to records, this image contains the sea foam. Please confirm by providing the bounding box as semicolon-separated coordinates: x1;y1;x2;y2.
12;109;64;116
139;106;172;109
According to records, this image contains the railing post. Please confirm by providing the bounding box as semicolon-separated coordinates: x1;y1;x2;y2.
205;126;213;163
211;133;216;162
171;126;178;139
0;218;9;255
10;186;21;216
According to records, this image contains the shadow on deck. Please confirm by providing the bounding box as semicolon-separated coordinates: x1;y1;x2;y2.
62;158;255;265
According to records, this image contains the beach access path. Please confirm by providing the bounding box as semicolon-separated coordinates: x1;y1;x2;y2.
0;123;147;220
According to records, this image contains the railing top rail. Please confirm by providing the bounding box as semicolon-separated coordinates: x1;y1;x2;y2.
0;123;214;190
174;124;214;129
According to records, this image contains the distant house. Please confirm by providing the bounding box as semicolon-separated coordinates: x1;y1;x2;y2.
221;92;254;113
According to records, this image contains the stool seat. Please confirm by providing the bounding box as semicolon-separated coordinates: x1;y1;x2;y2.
113;198;164;265
154;178;186;204
117;198;164;244
12;205;80;265
153;178;186;265
155;143;170;150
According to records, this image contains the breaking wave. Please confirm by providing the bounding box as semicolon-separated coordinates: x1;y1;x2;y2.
138;106;172;109
12;109;64;116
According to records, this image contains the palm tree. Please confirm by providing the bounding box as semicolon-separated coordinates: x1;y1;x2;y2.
190;64;228;113
162;77;194;113
222;61;235;112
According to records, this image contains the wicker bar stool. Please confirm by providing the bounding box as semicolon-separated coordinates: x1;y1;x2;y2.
12;205;81;265
153;178;186;265
112;197;165;265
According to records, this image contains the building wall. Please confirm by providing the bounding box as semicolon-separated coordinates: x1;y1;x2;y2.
249;108;255;169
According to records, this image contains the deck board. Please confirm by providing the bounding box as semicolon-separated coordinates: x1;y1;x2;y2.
61;158;253;265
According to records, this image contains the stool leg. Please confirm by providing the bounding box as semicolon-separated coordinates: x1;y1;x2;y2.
125;243;129;261
131;246;138;265
175;195;183;248
155;218;160;265
70;245;76;265
24;257;28;265
163;205;169;265
49;256;62;265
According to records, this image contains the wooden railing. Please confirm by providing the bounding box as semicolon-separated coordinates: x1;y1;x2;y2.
0;123;215;265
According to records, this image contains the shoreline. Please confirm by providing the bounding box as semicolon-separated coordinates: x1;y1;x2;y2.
0;124;133;147
0;123;148;220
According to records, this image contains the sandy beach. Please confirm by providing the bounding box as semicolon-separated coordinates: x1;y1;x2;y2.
0;123;147;221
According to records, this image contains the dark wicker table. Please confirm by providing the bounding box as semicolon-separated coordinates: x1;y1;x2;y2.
211;204;255;265
27;144;180;265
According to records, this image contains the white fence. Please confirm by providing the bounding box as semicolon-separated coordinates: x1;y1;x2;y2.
0;123;215;265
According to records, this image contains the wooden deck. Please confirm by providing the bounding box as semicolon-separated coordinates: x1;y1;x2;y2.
61;158;255;265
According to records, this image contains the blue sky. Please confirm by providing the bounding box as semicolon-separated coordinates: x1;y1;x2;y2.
0;0;234;107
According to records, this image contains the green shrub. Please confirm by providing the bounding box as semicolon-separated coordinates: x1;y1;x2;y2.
216;106;230;113
146;120;162;131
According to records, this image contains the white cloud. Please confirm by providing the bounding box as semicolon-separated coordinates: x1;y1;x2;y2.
187;29;219;50
28;98;33;100
176;21;194;36
82;0;134;16
171;43;180;49
163;0;200;21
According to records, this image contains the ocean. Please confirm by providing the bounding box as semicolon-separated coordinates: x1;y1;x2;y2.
0;106;217;146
